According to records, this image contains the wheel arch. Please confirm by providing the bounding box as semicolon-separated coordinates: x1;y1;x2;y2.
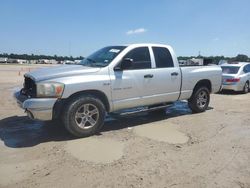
66;90;111;112
52;89;111;120
192;79;212;94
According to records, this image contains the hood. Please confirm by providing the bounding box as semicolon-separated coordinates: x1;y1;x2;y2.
25;65;101;81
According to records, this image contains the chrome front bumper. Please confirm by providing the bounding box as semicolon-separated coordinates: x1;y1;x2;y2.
14;91;57;121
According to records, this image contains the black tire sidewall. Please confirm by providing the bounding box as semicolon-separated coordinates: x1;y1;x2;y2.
188;87;210;113
63;95;105;137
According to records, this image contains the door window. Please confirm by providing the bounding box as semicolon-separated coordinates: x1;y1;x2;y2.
123;47;151;69
152;47;174;68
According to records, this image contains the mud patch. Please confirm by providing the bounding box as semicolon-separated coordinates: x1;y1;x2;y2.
134;122;189;144
65;137;124;164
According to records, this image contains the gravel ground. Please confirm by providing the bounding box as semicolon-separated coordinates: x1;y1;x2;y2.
0;65;250;188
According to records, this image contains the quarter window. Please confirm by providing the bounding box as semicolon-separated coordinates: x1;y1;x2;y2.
243;65;248;73
153;47;174;68
247;64;250;73
123;47;151;69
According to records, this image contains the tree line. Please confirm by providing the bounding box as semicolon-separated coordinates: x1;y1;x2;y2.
1;53;250;64
0;53;84;61
178;54;250;64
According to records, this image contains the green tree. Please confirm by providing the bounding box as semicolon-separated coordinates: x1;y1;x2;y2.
234;54;248;62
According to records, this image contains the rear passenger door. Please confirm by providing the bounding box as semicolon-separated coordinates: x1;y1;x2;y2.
140;46;181;105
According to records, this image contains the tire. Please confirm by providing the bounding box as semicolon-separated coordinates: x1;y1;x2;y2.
242;82;249;94
62;94;106;137
188;87;210;113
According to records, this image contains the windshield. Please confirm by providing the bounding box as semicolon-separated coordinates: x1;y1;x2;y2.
222;66;240;74
79;46;127;67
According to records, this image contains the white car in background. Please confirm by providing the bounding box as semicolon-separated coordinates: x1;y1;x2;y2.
221;62;250;93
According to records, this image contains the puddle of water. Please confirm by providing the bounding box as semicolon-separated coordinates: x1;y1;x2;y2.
134;122;189;144
65;137;124;164
166;101;191;116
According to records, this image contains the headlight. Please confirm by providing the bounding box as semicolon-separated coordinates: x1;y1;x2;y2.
36;82;64;98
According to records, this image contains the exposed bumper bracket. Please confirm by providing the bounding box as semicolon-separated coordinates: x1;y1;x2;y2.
14;91;57;121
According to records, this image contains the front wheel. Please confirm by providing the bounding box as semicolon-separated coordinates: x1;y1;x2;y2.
188;87;210;113
242;82;249;94
62;95;106;137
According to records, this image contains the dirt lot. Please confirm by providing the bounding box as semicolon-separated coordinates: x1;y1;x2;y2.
0;64;250;188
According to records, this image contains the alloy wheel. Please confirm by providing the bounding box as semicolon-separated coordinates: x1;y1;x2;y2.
196;90;208;108
74;104;99;129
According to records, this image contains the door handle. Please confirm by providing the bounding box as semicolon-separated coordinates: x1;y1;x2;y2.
144;74;154;78
171;72;179;76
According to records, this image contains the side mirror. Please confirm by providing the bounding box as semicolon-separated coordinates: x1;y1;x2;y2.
114;58;133;71
121;58;133;69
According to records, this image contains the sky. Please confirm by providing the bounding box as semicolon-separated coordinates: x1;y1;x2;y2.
0;0;250;57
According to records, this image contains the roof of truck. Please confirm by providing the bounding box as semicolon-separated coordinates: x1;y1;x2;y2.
126;43;171;47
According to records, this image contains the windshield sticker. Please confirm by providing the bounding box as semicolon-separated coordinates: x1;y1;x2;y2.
109;49;120;53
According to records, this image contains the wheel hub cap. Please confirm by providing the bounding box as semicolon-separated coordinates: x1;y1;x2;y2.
197;91;208;108
75;104;99;129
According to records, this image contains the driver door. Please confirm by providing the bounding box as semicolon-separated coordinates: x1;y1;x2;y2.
110;47;153;111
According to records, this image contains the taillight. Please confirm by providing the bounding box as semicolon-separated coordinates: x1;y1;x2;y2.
226;78;240;82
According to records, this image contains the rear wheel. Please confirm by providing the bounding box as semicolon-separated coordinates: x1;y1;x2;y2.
62;95;106;137
242;82;249;94
188;87;210;113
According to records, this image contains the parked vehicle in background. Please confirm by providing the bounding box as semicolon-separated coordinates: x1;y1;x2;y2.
221;62;250;93
14;44;222;137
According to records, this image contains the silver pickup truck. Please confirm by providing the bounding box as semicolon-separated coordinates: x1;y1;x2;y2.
14;44;222;137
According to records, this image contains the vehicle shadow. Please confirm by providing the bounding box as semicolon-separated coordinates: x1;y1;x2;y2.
0;116;73;148
216;90;244;95
0;101;212;148
102;101;194;132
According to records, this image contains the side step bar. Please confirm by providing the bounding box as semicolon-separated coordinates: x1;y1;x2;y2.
110;103;173;116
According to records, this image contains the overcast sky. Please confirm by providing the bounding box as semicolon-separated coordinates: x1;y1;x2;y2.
0;0;250;57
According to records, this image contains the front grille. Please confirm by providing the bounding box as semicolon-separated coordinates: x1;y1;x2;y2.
22;76;36;97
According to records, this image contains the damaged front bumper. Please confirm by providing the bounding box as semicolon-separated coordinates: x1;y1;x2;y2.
14;91;57;121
